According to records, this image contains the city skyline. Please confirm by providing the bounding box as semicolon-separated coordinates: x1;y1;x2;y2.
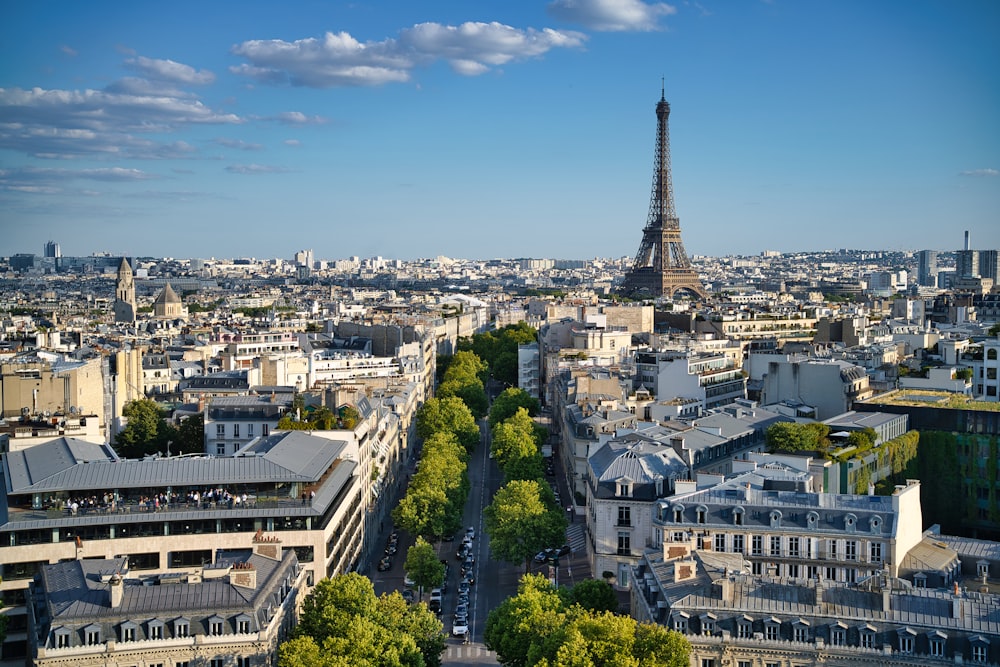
2;0;998;261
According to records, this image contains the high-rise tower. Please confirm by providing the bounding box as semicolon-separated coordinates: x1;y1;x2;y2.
619;88;707;300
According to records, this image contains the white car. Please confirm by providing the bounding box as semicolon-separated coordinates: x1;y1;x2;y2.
452;620;469;636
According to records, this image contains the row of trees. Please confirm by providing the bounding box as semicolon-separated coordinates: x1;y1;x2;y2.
113;398;204;459
392;429;471;542
484;574;689;667
456;322;537;388
436;350;489;418
279;573;445;667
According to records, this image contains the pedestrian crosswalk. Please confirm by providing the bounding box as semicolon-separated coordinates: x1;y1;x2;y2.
566;522;587;555
444;644;496;659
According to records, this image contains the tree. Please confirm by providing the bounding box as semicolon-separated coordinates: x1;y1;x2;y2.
174;413;204;454
491;412;540;471
502;452;546;483
484;480;567;573
404;537;445;597
484;574;688;667
282;573;443;667
765;421;831;456
114;398;176;459
561;578;617;613
489;388;541;429
416;397;480;452
438;379;489;419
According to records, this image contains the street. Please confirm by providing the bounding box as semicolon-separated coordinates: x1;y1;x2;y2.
370;414;591;665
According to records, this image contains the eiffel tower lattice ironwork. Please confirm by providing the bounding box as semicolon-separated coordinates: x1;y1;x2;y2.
619;88;707;300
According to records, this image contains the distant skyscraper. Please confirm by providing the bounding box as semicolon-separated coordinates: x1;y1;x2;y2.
43;240;61;258
980;249;1000;282
113;257;137;323
917;249;938;287
620;87;706;300
956;249;980;278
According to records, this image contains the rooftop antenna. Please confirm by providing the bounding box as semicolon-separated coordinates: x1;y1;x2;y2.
661;76;665;100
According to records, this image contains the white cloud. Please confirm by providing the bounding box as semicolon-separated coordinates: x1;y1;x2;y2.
0;166;155;194
960;168;999;177
225;163;289;174
283;139;301;147
268;111;328;125
215;137;263;150
124;55;215;85
230;21;586;87
105;77;197;99
61;45;78;57
0;86;241;159
547;0;676;31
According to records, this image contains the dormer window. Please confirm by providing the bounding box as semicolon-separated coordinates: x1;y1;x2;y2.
869;515;882;534
208;616;225;636
770;509;782;528
764;618;780;641
618;481;632;498
733;506;745;526
120;621;137;642
897;627;916;654
830;622;847;646
929;631;946;657
696;505;708;524
53;627;70;648
148;619;164;640
845;513;857;533
174;618;190;638
700;613;716;636
859;624;877;649
793;618;810;643
807;511;819;529
671;612;689;634
235;614;252;634
672;504;685;523
84;624;101;646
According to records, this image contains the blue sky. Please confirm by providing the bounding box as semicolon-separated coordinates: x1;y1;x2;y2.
2;0;998;261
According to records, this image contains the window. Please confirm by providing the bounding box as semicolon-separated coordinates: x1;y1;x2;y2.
732;534;744;554
752;535;763;555
217;442;226;456
175;620;189;637
617;506;632;527
673;508;683;523
701;616;715;635
262;424;269;436
828;540;838;559
617;532;631;556
845;540;857;561
733;507;744;526
210;619;224;636
914;573;927;589
237;618;251;634
211;660;225;667
86;627;101;645
930;635;945;657
738;662;751;667
701;660;716;667
247;424;254;437
807;565;817;580
672;616;688;633
216;423;225;437
618;482;631;498
55;630;70;648
870;542;882;563
121;624;135;642
770;536;781;556
737;619;753;639
233;424;240;438
860;628;875;649
752;561;763;575
899;633;914;654
714;534;726;552
973;644;987;662
794;624;809;643
237;658;251;667
696;506;706;524
831;626;845;646
788;536;800;557
765;623;779;641
825;566;837;581
788;563;799;578
176;662;189;667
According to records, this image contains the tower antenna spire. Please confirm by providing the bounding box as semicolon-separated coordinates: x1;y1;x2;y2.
619;88;707;301
661;77;665;100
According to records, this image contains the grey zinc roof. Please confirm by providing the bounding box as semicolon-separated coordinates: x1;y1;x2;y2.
590;437;688;499
935;534;1000;563
5;431;347;494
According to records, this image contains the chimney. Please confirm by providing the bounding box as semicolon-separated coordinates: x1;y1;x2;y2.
715;573;734;603
814;578;824;608
109;573;123;608
230;562;257;590
253;530;283;561
952;582;963;619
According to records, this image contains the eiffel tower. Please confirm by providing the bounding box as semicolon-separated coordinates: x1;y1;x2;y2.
619;87;707;300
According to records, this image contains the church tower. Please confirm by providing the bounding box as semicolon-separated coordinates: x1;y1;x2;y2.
113;257;137;323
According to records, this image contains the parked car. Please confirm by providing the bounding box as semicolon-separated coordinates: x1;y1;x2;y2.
555;544;571;557
465;526;476;540
402;589;415;603
404;574;415;588
452;620;469;636
377;556;392;571
429;599;442;614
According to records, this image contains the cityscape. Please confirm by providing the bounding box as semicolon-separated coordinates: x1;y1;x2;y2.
3;2;1000;667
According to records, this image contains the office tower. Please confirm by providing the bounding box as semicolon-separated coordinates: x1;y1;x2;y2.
620;87;706;300
917;249;938;287
43;240;61;258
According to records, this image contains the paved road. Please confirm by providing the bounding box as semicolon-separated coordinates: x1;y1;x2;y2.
370;414;593;666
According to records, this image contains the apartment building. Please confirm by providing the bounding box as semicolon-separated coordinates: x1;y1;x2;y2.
0;432;362;664
634;349;747;411
26;534;305;667
203;393;292;456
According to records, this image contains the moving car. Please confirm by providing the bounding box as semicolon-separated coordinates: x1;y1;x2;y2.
452;620;469;636
377;556;392;571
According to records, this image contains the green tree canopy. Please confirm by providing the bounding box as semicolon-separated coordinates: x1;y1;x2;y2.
489;388;541;429
765;421;832;455
458;323;538;387
404;537;446;597
416;396;480;453
491;410;540;471
392;432;469;539
282;573;444;667
560;578;618;614
484;480;568;572
174;413;204;455
484;574;688;667
114;398;177;459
